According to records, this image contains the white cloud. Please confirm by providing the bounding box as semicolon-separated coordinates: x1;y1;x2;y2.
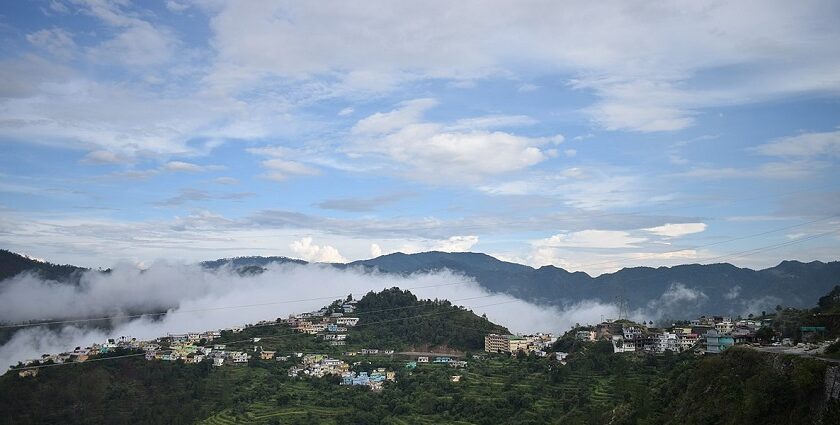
0;261;628;367
81;150;128;165
26;28;77;59
351;100;559;182
370;243;383;257
214;177;239;185
290;237;347;263
338;107;355;116
205;1;840;132
261;159;320;181
351;98;437;135
247;147;320;181
752;130;840;158
447;115;538;131
163;161;215;173
433;235;479;252
536;230;647;249
166;1;190;12
643;222;707;238
90;21;178;66
656;283;708;307
724;285;741;300
677;161;823;180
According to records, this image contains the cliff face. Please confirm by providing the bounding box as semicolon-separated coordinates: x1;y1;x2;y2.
820;365;840;424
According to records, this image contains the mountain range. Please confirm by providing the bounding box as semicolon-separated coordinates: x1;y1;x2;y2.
3;249;839;320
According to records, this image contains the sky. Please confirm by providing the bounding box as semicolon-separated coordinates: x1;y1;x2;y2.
0;0;839;276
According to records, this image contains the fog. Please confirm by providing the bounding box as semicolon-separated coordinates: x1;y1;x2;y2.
0;261;622;368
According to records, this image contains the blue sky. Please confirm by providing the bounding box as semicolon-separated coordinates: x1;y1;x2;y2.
0;0;838;274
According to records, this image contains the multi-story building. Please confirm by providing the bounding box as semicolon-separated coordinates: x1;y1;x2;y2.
484;333;510;353
704;330;734;354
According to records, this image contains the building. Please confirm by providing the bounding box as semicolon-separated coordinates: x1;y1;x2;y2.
704;330;734;354
801;326;827;342
417;356;429;363
611;336;636;353
231;352;250;363
677;333;699;351
485;334;511;353
508;336;531;353
260;351;276;360
576;330;596;341
715;321;735;334
336;317;360;326
656;333;678;353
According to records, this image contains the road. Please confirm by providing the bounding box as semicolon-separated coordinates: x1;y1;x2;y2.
749;343;840;364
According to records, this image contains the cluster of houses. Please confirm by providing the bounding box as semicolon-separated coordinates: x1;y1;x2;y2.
483;315;821;361
601;316;768;354
281;300;360;346
25;335;146;367
341;369;396;391
563;316;782;355
286;353;398;391
484;333;557;356
288;353;350;378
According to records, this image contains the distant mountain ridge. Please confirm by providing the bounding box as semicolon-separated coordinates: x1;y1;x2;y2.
2;249;839;319
0;249;88;284
204;251;840;318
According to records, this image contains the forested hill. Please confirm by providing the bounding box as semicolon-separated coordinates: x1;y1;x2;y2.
0;250;88;284
350;287;509;351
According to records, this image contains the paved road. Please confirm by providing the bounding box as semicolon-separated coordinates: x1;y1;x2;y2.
749;345;840;364
397;351;464;358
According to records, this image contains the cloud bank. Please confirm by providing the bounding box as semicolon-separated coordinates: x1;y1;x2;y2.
0;262;620;369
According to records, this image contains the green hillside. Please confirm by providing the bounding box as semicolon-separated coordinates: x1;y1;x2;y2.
1;288;839;424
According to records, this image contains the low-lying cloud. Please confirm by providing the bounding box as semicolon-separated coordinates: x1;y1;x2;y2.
0;262;621;369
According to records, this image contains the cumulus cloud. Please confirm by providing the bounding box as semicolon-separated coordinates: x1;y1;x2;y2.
370;243;383;257
350;100;559;182
289;237;347;263
433;235;479;252
0;262;621;368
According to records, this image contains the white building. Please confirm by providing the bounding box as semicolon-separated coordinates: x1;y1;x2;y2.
336;317;360;326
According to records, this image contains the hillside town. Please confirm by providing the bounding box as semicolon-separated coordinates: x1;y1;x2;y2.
11;298;415;390
485;314;830;357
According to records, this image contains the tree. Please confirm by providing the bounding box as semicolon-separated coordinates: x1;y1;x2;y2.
755;327;775;343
